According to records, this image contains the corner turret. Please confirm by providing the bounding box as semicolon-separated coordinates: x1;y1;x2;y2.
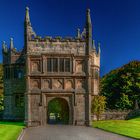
77;28;81;38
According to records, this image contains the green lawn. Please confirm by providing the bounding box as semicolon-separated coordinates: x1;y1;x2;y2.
93;117;140;139
0;122;24;140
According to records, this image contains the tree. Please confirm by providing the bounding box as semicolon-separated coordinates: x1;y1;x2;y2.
115;94;133;110
91;95;106;121
100;61;140;110
0;95;4;111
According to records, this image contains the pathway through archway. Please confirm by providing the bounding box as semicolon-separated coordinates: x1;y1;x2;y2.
47;98;69;124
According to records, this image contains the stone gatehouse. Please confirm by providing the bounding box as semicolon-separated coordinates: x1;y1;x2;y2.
2;7;100;127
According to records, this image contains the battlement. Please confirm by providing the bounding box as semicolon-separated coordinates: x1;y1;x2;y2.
30;36;86;43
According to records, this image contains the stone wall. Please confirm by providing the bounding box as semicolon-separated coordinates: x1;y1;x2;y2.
75;94;85;125
91;110;131;120
3;77;25;120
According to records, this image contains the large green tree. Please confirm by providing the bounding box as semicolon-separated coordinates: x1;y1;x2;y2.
100;61;140;110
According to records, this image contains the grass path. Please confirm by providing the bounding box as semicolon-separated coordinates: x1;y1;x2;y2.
93;117;140;139
0;122;24;140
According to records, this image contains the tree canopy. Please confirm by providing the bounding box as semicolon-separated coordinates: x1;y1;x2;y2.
100;61;140;110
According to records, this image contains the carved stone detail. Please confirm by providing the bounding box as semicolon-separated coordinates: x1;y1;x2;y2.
43;79;50;89
32;80;39;89
65;80;73;90
52;79;63;89
32;61;40;72
76;61;83;73
76;79;83;89
29;42;85;55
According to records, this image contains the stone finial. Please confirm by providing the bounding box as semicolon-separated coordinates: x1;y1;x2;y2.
25;6;31;24
26;6;29;11
2;41;8;53
87;9;90;13
10;38;14;50
98;42;101;54
77;28;81;38
2;41;5;50
86;8;92;25
93;40;96;50
81;28;86;38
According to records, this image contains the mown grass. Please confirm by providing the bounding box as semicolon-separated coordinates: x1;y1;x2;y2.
93;117;140;139
0;121;24;140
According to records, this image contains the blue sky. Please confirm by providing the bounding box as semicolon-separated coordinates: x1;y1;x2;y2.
0;0;140;76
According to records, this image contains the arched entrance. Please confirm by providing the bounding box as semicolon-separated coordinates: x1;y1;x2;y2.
47;98;69;124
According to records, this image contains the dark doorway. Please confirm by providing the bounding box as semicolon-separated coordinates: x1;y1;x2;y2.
47;98;69;124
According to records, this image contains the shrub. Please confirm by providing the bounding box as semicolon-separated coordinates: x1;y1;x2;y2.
91;95;106;120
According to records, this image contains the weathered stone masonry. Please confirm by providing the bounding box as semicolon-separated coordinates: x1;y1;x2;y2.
2;7;100;127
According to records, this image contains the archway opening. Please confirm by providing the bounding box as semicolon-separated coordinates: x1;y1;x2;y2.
47;98;69;124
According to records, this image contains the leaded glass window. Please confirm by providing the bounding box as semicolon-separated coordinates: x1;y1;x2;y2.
47;58;71;73
52;58;58;72
59;58;64;72
47;58;52;72
65;58;70;72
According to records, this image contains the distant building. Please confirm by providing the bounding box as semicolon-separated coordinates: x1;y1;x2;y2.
2;7;100;127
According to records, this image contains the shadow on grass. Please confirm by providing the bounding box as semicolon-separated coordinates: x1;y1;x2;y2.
0;121;25;126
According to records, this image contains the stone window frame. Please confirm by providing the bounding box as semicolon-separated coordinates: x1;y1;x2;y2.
46;57;71;73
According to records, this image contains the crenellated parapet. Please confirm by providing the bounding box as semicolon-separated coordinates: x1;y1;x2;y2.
29;35;86;42
27;40;86;55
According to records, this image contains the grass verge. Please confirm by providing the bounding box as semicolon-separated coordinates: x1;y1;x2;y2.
92;117;140;139
0;121;25;140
